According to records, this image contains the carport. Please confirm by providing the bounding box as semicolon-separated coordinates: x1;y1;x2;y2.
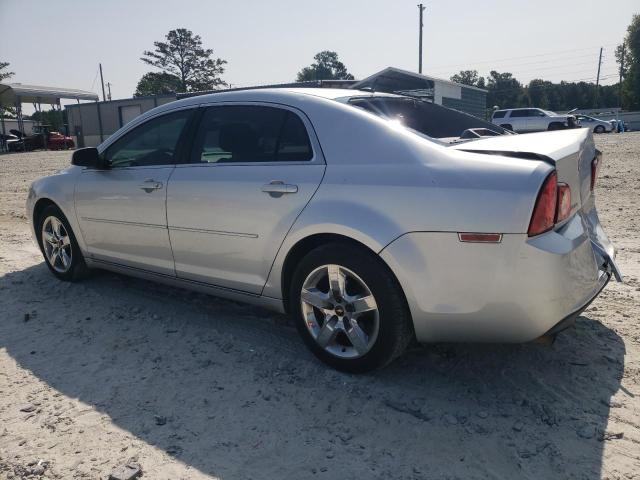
0;83;98;152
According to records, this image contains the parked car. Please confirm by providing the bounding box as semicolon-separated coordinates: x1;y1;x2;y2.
46;131;75;150
574;114;613;133
1;132;21;151
26;88;621;372
8;127;74;151
492;108;579;133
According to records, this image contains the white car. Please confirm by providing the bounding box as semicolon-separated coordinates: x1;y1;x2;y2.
575;114;613;134
492;108;578;133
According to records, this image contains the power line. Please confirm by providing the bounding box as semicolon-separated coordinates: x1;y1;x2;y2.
429;52;603;75
427;43;619;71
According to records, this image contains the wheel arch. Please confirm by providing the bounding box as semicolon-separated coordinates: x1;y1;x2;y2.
278;232;406;315
32;197;58;230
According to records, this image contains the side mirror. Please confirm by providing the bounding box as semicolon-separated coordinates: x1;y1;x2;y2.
71;147;109;169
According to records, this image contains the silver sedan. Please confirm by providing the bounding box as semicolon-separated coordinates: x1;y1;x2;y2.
27;88;621;372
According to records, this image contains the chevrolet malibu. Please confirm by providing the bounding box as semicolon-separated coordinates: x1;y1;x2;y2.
27;88;622;372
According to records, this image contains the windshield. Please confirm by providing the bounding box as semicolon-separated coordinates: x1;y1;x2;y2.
346;96;508;142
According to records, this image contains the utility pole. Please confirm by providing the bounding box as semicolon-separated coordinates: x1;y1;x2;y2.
418;3;426;74
594;47;603;108
106;82;112;101
99;63;106;102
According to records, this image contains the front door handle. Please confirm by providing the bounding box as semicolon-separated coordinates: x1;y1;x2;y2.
139;179;163;193
261;181;298;197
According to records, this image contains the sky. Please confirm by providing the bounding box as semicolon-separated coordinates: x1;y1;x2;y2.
0;0;637;107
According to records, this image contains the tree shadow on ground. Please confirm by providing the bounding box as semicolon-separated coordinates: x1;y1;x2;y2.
0;263;627;479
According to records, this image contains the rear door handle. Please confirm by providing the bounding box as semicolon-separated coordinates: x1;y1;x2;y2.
261;181;298;197
139;179;163;193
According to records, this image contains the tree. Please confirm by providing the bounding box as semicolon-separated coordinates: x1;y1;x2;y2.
141;28;227;92
450;70;485;88
615;43;632;78
486;71;522;109
134;72;182;97
618;14;640;109
29;109;67;132
296;51;354;81
0;61;14;81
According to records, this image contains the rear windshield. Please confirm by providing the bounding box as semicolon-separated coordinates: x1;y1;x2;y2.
347;96;507;141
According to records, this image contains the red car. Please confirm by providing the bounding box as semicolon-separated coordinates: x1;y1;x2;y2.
8;127;74;151
46;131;75;150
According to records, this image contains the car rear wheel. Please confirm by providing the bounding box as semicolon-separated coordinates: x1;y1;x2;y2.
594;125;605;134
290;243;413;373
37;205;88;281
500;124;513;131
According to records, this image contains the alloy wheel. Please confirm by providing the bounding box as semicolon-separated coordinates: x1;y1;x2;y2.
41;216;73;273
300;264;380;359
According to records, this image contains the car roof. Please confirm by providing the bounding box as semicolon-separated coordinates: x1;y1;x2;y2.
159;87;400;111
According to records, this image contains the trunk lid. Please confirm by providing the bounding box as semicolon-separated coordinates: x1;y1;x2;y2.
451;128;595;212
451;128;621;281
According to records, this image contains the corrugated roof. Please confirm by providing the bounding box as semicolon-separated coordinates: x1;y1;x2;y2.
352;67;488;93
0;83;99;106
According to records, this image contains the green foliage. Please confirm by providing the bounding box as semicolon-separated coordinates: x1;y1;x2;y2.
486;71;522;109
0;61;14;82
473;70;620;111
297;51;354;81
141;28;227;93
619;14;640;110
450;70;484;88
29;109;67;132
134;72;182;97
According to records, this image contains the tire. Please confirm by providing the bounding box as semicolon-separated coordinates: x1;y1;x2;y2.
290;243;414;373
500;124;513;131
547;122;565;131
36;204;88;281
594;125;605;134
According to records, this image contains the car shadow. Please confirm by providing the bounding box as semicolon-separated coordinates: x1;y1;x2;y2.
0;263;626;479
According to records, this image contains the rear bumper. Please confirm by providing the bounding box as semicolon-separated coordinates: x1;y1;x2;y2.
380;212;617;343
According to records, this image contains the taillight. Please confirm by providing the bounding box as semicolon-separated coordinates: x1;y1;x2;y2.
556;183;571;222
528;171;573;236
591;152;602;191
528;171;558;236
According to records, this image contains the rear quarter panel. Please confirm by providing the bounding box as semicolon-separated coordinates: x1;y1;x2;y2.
262;101;551;299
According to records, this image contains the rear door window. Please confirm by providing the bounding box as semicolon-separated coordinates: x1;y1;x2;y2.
190;105;313;164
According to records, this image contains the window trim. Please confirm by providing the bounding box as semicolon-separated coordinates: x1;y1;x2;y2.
175;101;325;168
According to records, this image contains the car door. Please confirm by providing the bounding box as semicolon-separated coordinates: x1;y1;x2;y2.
508;109;529;132
167;103;325;294
75;108;193;275
527;109;542;131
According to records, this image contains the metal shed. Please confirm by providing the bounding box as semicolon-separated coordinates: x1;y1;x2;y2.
0;83;98;151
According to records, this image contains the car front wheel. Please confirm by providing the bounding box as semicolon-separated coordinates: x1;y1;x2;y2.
37;205;88;281
290;243;414;373
594;125;605;134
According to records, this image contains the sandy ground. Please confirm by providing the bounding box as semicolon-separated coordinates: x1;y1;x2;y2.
0;134;639;480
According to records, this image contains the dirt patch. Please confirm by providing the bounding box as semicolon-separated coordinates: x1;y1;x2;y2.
0;135;639;479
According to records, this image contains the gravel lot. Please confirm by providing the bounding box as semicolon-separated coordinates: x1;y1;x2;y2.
0;134;639;480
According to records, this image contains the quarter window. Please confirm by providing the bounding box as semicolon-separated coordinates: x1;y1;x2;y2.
190;105;313;164
105;110;191;167
492;110;506;119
